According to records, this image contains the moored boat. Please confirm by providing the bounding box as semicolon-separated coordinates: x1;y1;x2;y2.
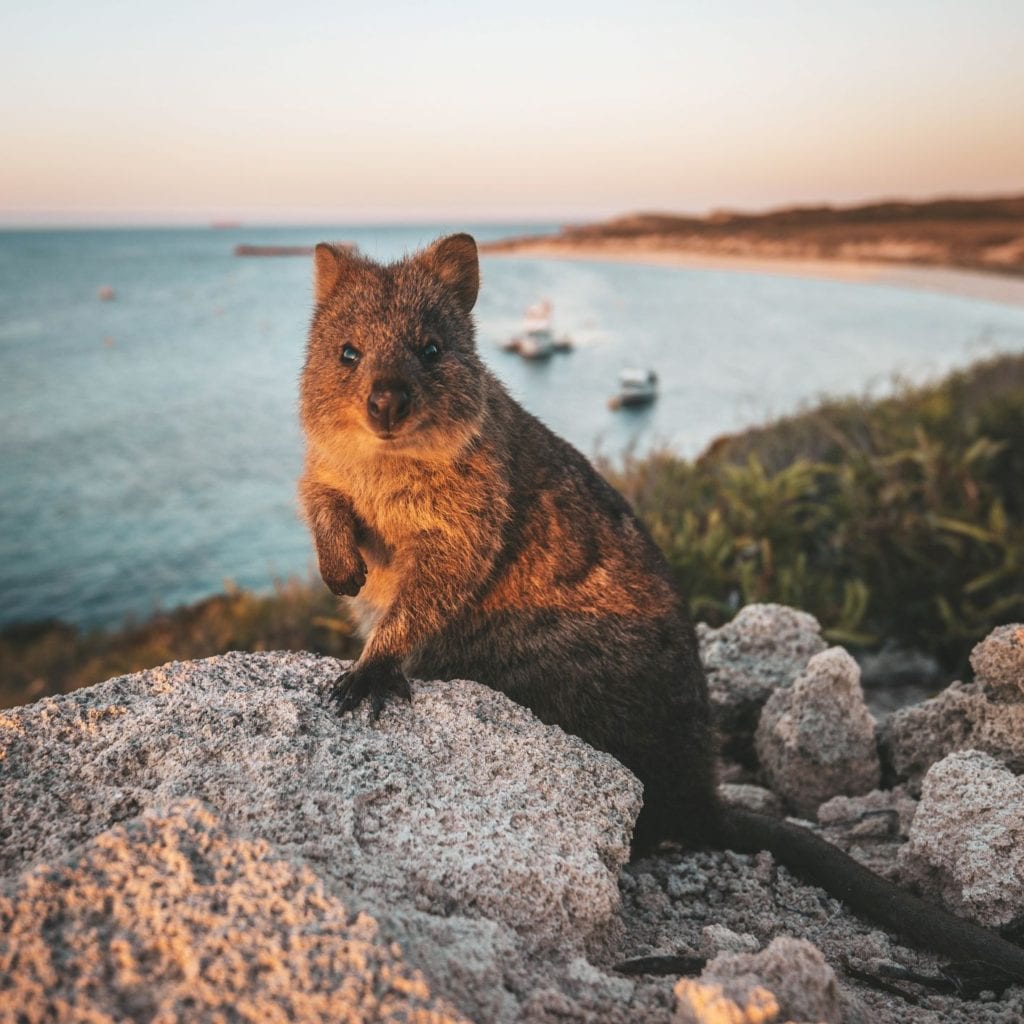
609;369;658;409
501;299;573;359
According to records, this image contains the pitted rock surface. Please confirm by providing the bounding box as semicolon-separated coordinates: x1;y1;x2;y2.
754;647;880;816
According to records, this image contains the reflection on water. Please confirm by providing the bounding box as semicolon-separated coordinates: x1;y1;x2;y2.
2;225;1024;629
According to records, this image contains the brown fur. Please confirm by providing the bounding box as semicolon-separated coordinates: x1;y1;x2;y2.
299;234;715;851
298;235;1024;983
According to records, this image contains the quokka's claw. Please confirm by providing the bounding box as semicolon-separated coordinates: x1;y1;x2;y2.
327;662;412;718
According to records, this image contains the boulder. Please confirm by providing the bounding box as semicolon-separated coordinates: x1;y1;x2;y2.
754;648;880;817
898;750;1024;928
0;651;642;1022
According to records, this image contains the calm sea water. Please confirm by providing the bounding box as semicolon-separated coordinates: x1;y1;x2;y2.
3;224;1024;630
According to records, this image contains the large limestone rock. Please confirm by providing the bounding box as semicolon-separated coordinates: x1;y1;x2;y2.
0;801;469;1023
754;648;880;817
898;750;1024;929
0;652;642;1022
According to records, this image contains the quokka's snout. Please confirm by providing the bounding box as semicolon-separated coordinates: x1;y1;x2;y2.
366;377;412;434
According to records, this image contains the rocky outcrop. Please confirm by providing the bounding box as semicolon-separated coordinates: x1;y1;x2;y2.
0;652;641;1022
4;613;1024;1024
755;647;880;817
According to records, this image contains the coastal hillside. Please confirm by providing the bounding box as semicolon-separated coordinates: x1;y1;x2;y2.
483;194;1024;276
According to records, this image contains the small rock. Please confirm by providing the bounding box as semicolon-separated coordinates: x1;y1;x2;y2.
699;924;761;956
677;936;842;1024
718;783;784;817
754;648;880;817
898;750;1024;928
698;604;827;764
817;787;916;838
673;979;779;1024
883;680;1024;793
970;624;1024;703
815;787;917;879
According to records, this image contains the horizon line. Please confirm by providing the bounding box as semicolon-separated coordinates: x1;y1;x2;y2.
3;187;1022;232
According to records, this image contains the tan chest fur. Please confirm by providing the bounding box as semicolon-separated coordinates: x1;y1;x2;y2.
309;427;509;632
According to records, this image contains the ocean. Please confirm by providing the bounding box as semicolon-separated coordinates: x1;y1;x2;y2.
3;224;1024;631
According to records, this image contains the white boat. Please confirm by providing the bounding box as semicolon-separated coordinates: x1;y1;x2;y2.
609;369;658;409
501;300;572;359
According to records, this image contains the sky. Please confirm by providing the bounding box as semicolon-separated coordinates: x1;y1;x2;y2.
1;0;1023;225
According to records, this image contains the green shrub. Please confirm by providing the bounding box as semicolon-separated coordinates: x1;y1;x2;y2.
611;353;1024;669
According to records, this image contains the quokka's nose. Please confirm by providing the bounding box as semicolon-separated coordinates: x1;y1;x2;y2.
367;384;411;431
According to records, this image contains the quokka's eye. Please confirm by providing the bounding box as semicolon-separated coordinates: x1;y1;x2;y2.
340;344;361;365
420;338;441;363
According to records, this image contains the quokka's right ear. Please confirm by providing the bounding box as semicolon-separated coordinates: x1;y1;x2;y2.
313;243;356;304
416;233;480;313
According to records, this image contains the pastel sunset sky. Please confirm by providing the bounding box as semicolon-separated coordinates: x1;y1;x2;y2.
2;0;1022;225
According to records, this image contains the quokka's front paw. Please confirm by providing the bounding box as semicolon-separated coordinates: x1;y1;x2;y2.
320;554;367;597
327;660;412;719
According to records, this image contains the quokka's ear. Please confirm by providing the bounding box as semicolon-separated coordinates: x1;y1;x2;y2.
313;243;357;304
416;233;479;313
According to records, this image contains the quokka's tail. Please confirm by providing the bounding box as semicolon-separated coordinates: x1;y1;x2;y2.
716;805;1024;984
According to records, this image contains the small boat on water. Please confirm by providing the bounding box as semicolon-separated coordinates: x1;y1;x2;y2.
609;369;658;410
501;300;573;359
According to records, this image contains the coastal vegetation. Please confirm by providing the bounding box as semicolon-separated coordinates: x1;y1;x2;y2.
610;351;1024;669
3;352;1023;708
0;580;360;709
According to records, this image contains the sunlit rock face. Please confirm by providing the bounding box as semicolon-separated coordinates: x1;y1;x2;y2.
0;652;641;1022
0;800;472;1024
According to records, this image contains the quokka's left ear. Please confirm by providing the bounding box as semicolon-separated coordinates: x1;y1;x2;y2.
313;243;361;305
416;234;479;313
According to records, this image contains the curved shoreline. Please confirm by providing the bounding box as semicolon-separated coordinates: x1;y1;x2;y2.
481;241;1024;309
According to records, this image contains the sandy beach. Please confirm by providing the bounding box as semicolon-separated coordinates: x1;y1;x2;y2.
481;239;1024;309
